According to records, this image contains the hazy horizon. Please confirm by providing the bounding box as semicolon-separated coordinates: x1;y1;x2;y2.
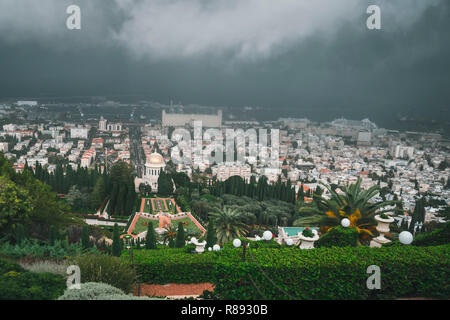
0;0;449;126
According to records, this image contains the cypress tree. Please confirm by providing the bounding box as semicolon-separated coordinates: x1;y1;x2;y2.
145;222;157;249
63;234;70;250
299;184;305;202
112;223;122;257
49;225;57;246
125;180;136;215
175;222;185;248
115;183;127;216
109;183;119;216
14;224;26;245
206;220;217;248
81;225;90;249
136;237;141;249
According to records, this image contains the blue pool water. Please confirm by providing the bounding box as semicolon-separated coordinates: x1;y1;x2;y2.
283;227;317;237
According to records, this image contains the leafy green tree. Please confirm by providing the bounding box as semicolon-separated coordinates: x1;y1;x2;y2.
49;225;58;246
13;223;26;245
145;222;157;249
125;181;136;215
115;183;127;216
112;223;122;257
437;206;450;221
66;185;83;211
90;178;106;211
209;207;248;244
158;171;174;195
175;222;185;248
0;176;33;238
81;225;90;249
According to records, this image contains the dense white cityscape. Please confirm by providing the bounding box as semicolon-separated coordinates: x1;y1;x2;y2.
1;101;448;227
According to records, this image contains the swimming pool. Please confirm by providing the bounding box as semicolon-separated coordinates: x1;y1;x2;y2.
283;227;318;237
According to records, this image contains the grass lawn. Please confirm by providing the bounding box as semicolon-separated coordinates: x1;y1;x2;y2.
131;215;201;235
170;216;200;231
133;216;159;234
142;199;153;213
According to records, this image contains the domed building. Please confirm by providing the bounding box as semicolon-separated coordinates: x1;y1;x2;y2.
134;152;166;193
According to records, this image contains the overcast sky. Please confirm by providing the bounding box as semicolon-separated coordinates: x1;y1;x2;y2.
0;0;448;123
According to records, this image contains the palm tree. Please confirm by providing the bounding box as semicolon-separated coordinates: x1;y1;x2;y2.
209;207;248;244
161;224;178;246
300;178;399;242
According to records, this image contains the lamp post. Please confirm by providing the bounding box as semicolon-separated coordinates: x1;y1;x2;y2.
233;238;247;262
127;244;140;297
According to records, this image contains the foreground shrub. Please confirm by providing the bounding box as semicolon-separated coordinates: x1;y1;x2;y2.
316;226;359;248
0;259;25;273
58;282;161;300
128;245;449;299
20;260;68;276
0;259;65;300
58;282;125;300
71;254;135;293
0;239;99;261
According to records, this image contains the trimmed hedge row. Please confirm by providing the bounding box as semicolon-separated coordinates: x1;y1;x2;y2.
316;226;359;248
124;247;217;284
413;222;450;247
127;245;450;299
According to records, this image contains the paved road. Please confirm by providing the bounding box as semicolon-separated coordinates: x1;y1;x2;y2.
129;126;144;178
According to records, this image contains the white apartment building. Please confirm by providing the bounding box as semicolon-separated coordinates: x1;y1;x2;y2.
107;123;122;132
0;142;8;152
17;101;38;107
99;116;107;131
216;163;252;182
70;127;88;139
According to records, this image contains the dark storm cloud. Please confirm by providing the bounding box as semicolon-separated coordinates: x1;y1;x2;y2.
0;0;448;124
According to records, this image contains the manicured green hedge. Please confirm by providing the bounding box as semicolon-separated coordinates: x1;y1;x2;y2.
123;248;217;284
316;226;359;248
413;222;450;247
222;238;281;250
211;245;450;300
0;259;66;300
127;245;450;299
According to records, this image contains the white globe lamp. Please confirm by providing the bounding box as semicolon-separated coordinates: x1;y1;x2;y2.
263;230;273;241
213;244;220;251
286;238;293;246
399;231;413;245
341;218;351;228
208;247;212;252
233;239;242;248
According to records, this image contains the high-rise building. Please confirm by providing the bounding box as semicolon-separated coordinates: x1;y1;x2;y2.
99;116;107;131
162;109;222;127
